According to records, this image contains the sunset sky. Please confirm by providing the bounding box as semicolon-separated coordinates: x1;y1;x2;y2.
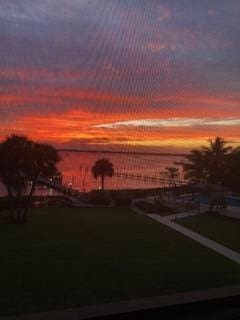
0;0;240;151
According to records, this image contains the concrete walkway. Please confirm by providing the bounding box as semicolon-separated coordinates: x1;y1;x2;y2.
148;214;240;265
166;210;200;221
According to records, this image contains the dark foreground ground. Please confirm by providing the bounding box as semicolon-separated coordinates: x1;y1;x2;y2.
0;207;240;317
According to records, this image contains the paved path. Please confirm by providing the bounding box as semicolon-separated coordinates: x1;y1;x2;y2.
166;210;199;221
148;214;240;265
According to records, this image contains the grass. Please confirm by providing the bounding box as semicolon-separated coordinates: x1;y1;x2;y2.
0;207;240;316
178;215;240;253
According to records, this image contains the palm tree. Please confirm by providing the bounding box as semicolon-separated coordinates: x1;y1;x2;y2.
165;167;179;187
183;149;208;183
203;136;232;155
223;147;240;192
183;137;232;185
202;137;232;184
91;158;114;191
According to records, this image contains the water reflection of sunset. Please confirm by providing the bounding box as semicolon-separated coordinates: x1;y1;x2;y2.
58;152;184;191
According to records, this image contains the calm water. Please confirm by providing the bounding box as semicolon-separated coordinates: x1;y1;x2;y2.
0;151;185;196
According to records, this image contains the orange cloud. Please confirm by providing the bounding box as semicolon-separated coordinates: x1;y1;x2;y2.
2;108;240;150
1;84;240;150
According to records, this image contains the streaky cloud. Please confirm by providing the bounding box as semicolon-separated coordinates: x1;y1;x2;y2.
93;118;240;129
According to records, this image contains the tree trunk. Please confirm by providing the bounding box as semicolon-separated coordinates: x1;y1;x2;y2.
23;177;37;223
16;189;22;223
101;175;105;191
6;186;14;223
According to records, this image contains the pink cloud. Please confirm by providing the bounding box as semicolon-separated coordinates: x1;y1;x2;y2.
158;6;171;22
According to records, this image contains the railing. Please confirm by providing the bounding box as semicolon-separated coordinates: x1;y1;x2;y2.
114;170;185;186
37;169;186;197
37;177;81;199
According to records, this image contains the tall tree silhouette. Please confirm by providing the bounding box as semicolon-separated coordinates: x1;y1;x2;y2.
202;136;232;184
183;149;208;183
183;137;232;185
91;158;114;191
22;142;61;221
223;147;240;192
165;167;179;187
0;135;60;223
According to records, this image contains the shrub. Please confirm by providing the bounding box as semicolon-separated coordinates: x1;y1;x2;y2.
134;201;154;213
135;200;175;215
88;191;112;205
205;210;220;216
114;195;132;207
0;197;9;210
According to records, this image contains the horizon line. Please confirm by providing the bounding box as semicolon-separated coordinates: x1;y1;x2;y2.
57;149;188;157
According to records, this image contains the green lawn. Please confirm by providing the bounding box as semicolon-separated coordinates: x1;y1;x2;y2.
1;208;240;317
178;215;240;253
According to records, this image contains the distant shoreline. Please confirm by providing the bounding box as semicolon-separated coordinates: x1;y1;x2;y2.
57;149;188;157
